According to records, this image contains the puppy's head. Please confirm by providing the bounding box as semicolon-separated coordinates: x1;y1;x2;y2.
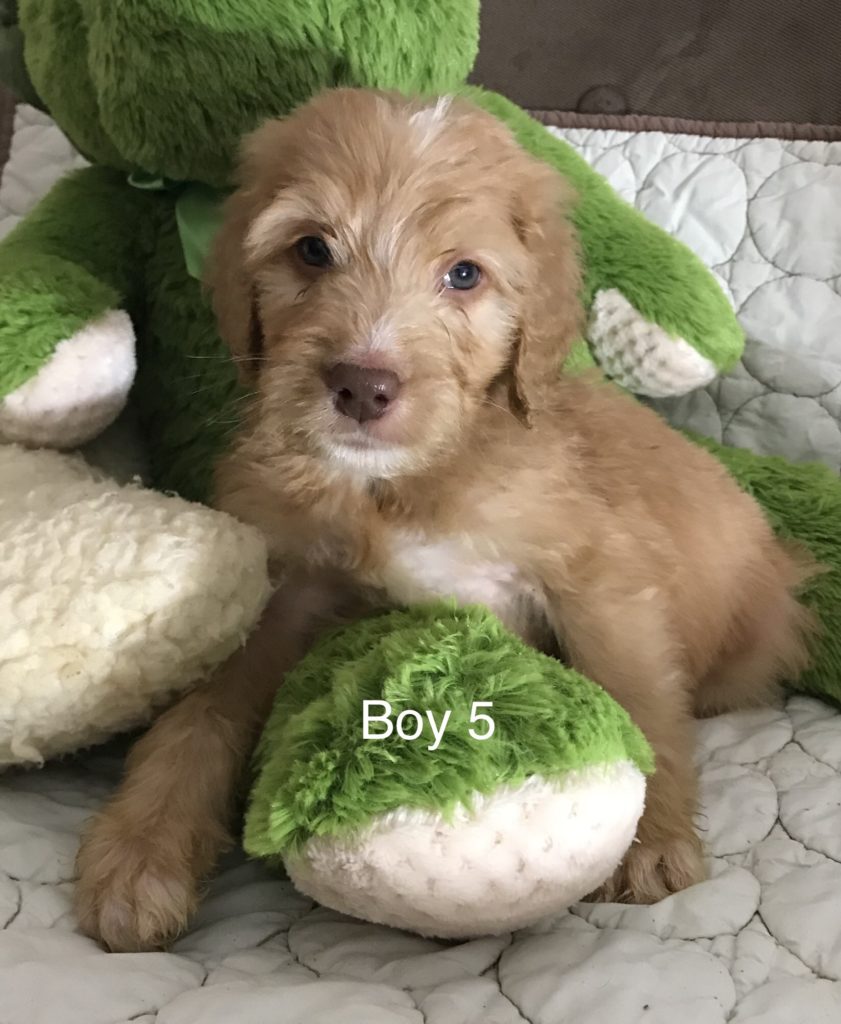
208;89;581;480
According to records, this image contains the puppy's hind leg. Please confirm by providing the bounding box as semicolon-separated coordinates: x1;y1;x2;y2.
694;544;817;719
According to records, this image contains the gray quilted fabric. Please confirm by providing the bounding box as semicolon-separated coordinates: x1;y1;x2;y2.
551;126;841;471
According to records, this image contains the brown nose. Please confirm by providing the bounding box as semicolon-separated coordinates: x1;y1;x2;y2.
323;362;401;423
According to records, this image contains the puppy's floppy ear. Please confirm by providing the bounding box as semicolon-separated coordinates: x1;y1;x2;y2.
205;120;291;384
505;156;583;426
205;185;262;384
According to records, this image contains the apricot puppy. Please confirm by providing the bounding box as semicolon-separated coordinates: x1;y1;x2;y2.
75;89;814;951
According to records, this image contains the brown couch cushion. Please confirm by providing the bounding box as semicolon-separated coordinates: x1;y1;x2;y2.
0;83;14;171
471;0;841;127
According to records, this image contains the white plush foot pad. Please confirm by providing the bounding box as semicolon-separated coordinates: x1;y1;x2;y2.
589;288;718;398
0;310;136;448
285;761;646;937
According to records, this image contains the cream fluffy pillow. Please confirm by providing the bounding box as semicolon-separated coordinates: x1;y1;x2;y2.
0;445;270;767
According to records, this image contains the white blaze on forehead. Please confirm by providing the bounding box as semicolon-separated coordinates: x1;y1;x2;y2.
368;316;397;354
409;96;453;149
371;215;409;267
345;316;398;364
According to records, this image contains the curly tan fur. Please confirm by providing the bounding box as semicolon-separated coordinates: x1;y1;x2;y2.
76;90;816;950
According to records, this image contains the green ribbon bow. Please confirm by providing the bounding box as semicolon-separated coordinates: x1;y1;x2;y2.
128;171;228;281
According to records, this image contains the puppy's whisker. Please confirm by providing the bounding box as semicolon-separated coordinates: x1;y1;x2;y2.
186;386;256;403
202;416;246;430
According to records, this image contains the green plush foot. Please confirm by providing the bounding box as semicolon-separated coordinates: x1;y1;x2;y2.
281;762;646;937
0;239;136;447
245;604;653;937
0;308;135;447
589;288;719;397
0;165;161;448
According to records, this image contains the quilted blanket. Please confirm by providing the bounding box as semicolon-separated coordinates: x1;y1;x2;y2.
2;106;841;1022
550;124;841;472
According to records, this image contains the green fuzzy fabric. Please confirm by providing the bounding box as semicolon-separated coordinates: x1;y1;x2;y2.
463;87;743;373
244;603;653;858
692;436;841;706
0;166;158;400
21;1;479;187
138;202;245;501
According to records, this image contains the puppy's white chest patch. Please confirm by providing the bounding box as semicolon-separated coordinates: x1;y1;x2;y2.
381;530;523;619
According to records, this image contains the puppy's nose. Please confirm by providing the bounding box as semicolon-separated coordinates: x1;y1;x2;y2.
323;362;401;423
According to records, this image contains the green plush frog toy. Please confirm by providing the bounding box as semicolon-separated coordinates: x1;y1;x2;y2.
1;0;839;939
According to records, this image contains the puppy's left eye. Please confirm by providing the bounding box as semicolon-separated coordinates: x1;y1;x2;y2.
443;260;482;291
295;235;333;268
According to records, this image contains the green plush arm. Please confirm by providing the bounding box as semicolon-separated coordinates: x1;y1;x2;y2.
0;166;159;445
464;87;744;397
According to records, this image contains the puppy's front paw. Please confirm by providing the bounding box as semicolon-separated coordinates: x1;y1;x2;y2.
74;812;198;952
594;831;706;904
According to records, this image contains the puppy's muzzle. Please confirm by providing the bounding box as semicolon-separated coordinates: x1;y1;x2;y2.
322;362;401;424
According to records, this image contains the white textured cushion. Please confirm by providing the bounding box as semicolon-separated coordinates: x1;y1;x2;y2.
0;445;270;767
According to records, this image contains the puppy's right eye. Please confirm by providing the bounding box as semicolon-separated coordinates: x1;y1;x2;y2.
443;260;482;291
295;235;333;268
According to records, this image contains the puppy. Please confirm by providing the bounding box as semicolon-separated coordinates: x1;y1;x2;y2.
75;89;815;952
